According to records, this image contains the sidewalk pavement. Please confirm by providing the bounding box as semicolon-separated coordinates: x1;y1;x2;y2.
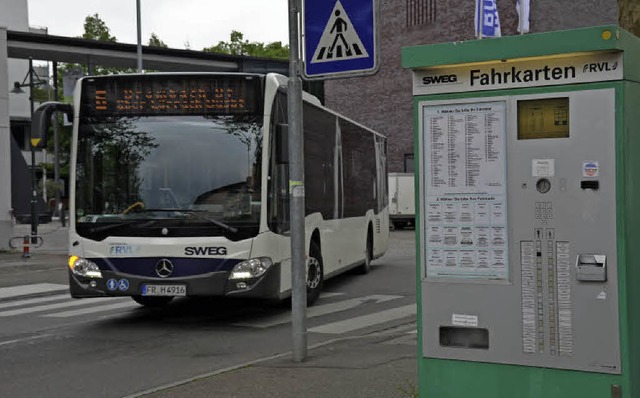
0;221;420;398
0;219;69;290
131;324;418;398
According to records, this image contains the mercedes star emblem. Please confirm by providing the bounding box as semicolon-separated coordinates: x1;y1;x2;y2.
155;259;174;278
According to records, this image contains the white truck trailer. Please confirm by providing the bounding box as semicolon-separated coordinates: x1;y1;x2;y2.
388;173;415;229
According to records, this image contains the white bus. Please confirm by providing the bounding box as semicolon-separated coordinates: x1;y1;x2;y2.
33;72;389;307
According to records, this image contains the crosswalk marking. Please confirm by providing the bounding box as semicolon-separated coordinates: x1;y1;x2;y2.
235;294;402;328
0;283;67;300
0;294;69;310
317;292;344;299
309;304;416;334
0;289;413;337
0;297;126;317
44;301;138;318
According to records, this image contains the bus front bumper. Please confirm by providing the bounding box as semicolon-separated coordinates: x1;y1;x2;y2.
68;262;281;300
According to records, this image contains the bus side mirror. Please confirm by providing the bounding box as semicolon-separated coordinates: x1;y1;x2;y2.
31;102;73;148
276;123;289;164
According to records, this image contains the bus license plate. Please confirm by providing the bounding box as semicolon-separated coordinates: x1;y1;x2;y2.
141;284;186;296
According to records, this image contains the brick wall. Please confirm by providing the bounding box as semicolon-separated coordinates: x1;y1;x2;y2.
323;0;617;173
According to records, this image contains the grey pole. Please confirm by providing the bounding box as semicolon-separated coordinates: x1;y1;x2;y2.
288;0;307;362
28;57;38;243
52;62;64;226
136;0;143;72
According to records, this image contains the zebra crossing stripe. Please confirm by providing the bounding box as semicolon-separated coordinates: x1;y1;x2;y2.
0;297;126;317
0;294;69;310
0;283;67;300
44;301;138;318
235;294;402;328
309;304;416;334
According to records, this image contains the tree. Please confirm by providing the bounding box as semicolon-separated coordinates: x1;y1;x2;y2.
48;13;134;204
58;14;135;82
82;13;117;42
149;33;168;48
203;30;289;59
619;0;640;36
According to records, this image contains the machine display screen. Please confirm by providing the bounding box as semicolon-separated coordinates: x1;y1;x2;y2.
517;97;570;139
80;74;262;118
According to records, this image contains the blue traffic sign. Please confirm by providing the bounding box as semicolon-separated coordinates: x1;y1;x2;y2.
303;0;378;79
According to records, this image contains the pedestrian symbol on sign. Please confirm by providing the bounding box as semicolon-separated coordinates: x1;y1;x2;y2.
311;0;369;64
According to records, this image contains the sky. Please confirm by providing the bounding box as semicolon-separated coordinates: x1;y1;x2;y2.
27;0;290;51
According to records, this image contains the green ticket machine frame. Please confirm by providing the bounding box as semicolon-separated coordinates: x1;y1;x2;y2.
402;26;640;398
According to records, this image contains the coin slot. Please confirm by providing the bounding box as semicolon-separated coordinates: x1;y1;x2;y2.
536;178;551;194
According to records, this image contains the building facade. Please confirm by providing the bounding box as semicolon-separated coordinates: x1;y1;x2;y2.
324;0;618;173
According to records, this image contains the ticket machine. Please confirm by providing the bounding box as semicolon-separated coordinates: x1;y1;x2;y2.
402;26;640;398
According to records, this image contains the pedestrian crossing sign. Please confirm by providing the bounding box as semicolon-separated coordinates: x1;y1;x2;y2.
303;0;378;79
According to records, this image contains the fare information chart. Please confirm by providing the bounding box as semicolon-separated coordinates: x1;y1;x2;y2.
423;102;508;279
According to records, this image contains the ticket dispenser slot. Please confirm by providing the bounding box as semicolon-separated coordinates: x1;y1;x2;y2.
580;180;600;190
576;254;607;282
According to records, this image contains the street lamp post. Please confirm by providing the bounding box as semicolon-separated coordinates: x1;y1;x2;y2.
10;57;49;243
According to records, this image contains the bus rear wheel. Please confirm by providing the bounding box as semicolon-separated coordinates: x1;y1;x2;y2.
355;229;373;275
307;242;323;306
132;295;173;307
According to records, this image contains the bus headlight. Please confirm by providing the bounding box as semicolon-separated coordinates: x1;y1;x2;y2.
229;257;272;280
68;256;103;279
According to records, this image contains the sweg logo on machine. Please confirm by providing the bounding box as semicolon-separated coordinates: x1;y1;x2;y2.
184;246;228;255
422;74;458;85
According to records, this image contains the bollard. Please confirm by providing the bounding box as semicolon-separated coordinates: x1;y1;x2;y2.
22;235;30;258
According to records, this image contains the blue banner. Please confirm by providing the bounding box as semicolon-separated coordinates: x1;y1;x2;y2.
475;0;501;38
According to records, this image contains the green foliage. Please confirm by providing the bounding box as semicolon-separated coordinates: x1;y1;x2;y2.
203;30;289;59
47;13;134;193
82;13;117;42
44;119;72;176
149;33;168;48
59;14;136;79
38;179;64;201
397;380;419;398
31;85;54;103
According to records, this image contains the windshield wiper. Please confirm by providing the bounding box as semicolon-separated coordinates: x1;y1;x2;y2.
142;208;239;233
87;220;142;233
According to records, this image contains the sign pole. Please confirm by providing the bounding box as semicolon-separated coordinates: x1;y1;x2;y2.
136;0;143;72
288;0;307;362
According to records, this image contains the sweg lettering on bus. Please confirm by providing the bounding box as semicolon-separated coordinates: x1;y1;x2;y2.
184;246;228;255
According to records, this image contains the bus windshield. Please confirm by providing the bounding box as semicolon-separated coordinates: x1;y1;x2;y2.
74;75;263;241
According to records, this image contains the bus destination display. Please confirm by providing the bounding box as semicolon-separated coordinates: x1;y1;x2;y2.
82;76;259;117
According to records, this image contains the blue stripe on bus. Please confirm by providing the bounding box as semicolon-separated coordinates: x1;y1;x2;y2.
91;257;242;278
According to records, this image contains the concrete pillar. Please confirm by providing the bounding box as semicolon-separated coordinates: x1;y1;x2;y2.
0;27;13;250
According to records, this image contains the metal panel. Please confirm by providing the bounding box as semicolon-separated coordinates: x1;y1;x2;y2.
419;88;620;373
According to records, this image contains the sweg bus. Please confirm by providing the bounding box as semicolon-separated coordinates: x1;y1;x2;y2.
32;73;389;307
